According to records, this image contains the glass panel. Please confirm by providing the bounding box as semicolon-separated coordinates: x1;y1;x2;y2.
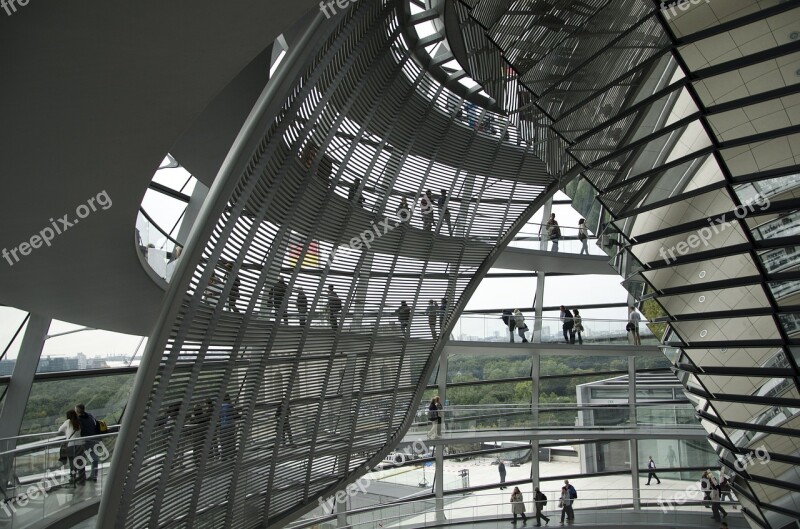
759;245;800;274
39;320;145;372
738;172;800;200
779;312;800;338
769;280;800;307
21;373;134;435
750;210;800;241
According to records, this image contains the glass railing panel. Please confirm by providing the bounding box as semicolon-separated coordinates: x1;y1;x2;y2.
20;373;133;435
452;314;659;345
509;223;606;256
404;404;699;438
135;210;182;283
289;484;740;529
188;305;660;346
0;431;118;528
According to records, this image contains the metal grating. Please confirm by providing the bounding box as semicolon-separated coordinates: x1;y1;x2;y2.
101;1;555;528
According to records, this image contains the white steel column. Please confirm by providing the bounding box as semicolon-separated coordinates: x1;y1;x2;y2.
629;355;641;510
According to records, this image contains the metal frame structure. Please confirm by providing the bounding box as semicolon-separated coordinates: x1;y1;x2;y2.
85;1;800;528
99;1;561;527
444;1;800;528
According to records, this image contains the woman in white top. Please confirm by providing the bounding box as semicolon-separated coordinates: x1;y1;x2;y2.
578;219;589;255
513;309;529;343
58;410;82;484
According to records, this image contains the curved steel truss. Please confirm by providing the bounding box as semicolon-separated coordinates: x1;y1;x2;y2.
100;2;557;527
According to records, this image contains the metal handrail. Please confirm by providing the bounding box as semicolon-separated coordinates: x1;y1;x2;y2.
0;430;120;458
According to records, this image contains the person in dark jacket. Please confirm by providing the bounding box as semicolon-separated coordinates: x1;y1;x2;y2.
560;307;575;344
427;396;443;438
533;486;550;526
327;285;342;329
397;301;411;336
270;277;289;324
296;287;308;326
498;459;507;489
75;404;99;481
502;309;517;343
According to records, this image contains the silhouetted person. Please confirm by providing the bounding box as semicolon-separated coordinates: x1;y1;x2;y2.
328;285;342;329
275;398;293;445
224;263;241;312
426;300;438;338
296;287;308;326
420;190;434;231
219;394;240;460
270;277;289;324
396;301;411;336
348;177;365;205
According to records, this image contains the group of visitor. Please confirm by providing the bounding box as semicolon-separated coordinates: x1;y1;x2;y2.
506;479;577;526
58;404;103;486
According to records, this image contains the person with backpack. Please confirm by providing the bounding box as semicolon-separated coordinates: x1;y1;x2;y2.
533;486;550;526
558;485;573;523
75;404;99;482
578;218;589;255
